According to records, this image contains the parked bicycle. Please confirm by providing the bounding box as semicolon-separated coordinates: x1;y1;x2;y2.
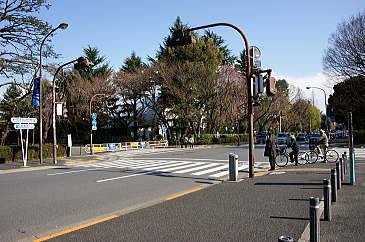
306;144;339;164
275;145;308;167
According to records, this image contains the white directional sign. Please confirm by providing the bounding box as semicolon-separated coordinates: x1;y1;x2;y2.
92;126;97;131
11;117;37;124
14;124;35;130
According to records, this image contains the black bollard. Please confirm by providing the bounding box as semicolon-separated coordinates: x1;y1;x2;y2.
278;235;294;242
310;197;320;242
228;153;238;181
331;168;337;202
339;158;345;182
342;152;347;175
323;179;331;221
336;162;342;190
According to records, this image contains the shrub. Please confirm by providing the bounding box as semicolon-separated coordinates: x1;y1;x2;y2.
197;134;214;145
0;146;12;163
2;144;68;163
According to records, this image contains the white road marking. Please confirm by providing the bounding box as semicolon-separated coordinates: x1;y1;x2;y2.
192;165;228;175
159;163;208;172
173;163;220;174
142;162;196;170
48;168;101;176
209;170;229;178
96;171;155;183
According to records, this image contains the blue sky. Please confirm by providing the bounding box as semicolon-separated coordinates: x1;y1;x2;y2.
34;0;365;111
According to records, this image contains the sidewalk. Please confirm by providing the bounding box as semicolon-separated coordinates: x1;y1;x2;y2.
41;159;364;241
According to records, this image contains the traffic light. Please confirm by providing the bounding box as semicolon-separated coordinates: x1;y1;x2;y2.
74;57;94;70
170;30;196;47
266;76;277;96
254;74;264;95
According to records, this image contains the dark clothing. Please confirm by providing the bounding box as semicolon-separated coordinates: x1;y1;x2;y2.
289;139;299;153
265;136;277;169
289;138;299;165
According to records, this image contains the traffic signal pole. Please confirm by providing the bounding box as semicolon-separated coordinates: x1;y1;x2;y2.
185;23;255;177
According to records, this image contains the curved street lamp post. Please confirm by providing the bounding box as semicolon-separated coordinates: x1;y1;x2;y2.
52;57;93;164
183;23;255;177
306;86;328;132
38;23;68;164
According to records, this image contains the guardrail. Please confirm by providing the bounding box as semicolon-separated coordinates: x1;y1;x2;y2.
69;141;169;156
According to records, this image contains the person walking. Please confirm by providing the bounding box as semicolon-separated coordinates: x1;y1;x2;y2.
264;131;277;171
289;135;299;166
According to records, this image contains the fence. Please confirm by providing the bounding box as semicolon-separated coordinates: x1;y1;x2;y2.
69;140;168;156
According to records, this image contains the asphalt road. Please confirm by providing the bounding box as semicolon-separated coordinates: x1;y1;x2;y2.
0;145;271;241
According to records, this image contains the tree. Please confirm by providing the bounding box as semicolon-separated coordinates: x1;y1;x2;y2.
0;0;54;79
77;46;113;80
120;51;146;73
323;10;365;78
253;79;290;131
328;75;365;129
0;83;33;145
52;46;115;144
202;30;236;65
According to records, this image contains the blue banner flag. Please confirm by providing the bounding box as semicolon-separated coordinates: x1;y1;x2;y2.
31;77;40;106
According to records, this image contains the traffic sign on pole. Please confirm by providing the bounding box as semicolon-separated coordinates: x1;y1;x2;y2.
14;124;35;130
11;117;37;124
91;120;97;126
91;113;97;120
92;126;97;131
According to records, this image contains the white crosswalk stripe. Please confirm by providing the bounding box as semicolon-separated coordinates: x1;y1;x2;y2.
75;158;270;178
334;147;365;159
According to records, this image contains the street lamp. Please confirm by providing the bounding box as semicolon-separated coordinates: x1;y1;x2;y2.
306;86;328;132
38;23;68;164
178;22;255;177
89;94;111;155
52;57;93;164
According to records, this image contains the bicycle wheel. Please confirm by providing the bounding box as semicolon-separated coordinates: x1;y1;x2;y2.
307;150;318;164
297;151;308;165
326;150;339;163
275;154;288;167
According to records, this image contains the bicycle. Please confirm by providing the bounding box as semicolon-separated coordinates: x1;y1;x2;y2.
275;145;308;167
306;144;339;164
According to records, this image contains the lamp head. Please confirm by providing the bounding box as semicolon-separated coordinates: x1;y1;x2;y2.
306;87;311;90
58;23;68;30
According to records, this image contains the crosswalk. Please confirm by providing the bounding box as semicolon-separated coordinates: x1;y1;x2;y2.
335;147;365;159
75;158;270;179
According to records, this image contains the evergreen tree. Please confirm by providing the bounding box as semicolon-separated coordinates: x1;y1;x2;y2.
202;30;236;65
121;51;146;73
0;84;31;145
77;46;113;79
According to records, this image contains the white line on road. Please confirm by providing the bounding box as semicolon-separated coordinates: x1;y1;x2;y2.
48;168;102;176
158;163;207;172
173;163;220;174
142;162;194;170
96;171;155;183
192;165;228;175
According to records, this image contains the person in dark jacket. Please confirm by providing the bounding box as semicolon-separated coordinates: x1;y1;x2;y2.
264;131;277;170
289;135;299;166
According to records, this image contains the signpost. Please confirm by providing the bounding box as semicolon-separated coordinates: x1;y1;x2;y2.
11;117;37;167
91;113;97;154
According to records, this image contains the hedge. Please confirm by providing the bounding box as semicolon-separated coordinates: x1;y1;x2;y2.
196;134;248;145
0;144;67;163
